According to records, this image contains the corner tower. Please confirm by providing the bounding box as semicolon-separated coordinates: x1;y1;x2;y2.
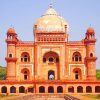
5;27;18;80
34;5;69;42
85;27;97;80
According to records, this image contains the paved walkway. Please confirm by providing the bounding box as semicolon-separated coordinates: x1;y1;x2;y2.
1;94;99;100
69;94;99;100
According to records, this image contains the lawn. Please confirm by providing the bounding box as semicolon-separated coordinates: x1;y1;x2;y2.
82;94;100;100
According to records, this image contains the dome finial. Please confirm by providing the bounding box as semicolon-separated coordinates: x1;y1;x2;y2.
49;3;53;8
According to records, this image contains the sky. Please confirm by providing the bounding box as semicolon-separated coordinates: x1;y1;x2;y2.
0;0;100;69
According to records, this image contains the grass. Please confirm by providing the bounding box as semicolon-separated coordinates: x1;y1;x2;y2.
0;94;16;98
82;94;100;100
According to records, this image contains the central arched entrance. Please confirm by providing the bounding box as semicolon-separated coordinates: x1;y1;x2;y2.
43;51;60;80
48;86;54;93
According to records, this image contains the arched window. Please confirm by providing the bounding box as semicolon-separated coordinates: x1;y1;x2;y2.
8;35;12;40
49;57;54;62
21;52;30;62
72;52;82;62
90;53;93;57
43;58;46;63
9;53;12;58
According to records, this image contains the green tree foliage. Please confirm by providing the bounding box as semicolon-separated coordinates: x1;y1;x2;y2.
0;66;6;80
96;70;100;79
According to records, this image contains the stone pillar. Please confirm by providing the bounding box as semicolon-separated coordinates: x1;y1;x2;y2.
66;85;68;93
34;43;38;79
16;86;19;94
92;85;95;93
45;86;48;93
83;85;86;93
74;86;77;93
54;85;57;93
63;85;66;93
7;85;10;94
34;84;39;93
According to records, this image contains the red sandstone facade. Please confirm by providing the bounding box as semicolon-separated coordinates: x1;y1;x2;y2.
0;6;100;94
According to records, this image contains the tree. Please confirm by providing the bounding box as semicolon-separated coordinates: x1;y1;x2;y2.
96;70;100;80
0;66;6;80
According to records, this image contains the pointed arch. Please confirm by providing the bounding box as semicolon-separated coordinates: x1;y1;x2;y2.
57;86;63;93
39;86;45;93
21;68;30;80
77;86;83;93
10;86;16;93
48;86;54;93
21;52;30;62
19;86;25;93
68;86;74;93
73;68;82;80
72;52;82;62
1;86;7;93
86;86;92;93
95;86;100;93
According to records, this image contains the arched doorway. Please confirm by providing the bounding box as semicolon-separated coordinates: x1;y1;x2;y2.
73;68;82;80
10;86;16;93
21;68;30;80
1;86;7;93
77;86;83;93
48;86;54;93
68;86;74;93
57;86;63;93
86;86;92;93
39;86;45;93
95;86;100;93
43;51;60;80
28;87;34;93
48;70;55;80
19;86;25;93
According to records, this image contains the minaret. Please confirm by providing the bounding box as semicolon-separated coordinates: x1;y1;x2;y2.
5;27;18;80
85;27;97;80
